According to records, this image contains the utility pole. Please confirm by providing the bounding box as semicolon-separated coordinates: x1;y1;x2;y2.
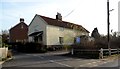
107;0;111;56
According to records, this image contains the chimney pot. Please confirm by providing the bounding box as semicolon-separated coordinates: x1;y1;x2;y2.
20;18;24;23
56;12;62;21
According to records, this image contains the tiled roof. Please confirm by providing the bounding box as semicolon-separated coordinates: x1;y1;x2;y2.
10;22;28;31
37;14;89;33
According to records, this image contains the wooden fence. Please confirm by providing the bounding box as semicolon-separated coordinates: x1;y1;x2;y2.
71;48;120;59
99;48;120;59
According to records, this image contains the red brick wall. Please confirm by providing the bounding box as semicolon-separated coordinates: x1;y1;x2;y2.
9;23;28;43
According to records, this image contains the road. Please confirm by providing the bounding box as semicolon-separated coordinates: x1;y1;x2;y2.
1;51;120;69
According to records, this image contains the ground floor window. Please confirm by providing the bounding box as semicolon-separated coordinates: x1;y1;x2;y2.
34;35;43;43
59;37;63;44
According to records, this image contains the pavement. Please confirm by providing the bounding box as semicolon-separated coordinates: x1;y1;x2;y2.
0;57;13;65
0;61;4;65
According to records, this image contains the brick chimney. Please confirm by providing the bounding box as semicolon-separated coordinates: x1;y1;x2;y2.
56;12;62;21
20;18;24;23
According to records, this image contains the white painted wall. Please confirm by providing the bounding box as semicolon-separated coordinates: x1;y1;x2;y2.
28;14;89;47
0;47;8;60
46;25;89;46
28;15;47;45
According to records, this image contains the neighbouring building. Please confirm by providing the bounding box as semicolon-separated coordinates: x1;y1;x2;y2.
9;18;28;43
28;13;89;48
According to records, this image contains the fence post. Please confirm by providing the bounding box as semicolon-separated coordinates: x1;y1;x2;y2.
99;48;103;59
117;48;119;54
109;48;111;56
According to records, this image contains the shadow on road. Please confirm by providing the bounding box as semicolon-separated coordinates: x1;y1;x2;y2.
56;52;99;59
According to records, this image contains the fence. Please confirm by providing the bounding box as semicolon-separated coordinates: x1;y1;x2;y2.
0;47;8;61
99;48;120;59
71;48;120;59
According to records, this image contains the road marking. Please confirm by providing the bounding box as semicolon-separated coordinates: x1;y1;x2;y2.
49;60;72;67
79;60;101;67
96;61;101;63
88;63;92;65
92;62;97;64
103;62;107;64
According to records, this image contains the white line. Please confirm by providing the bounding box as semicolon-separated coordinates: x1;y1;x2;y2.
96;61;101;63
88;63;92;65
92;62;97;64
49;60;72;67
103;62;107;64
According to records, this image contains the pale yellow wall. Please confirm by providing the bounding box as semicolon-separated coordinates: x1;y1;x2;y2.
28;15;47;45
28;15;89;46
46;25;89;46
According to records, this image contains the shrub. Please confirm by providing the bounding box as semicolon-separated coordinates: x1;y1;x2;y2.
7;50;12;58
63;45;72;51
73;36;120;49
110;37;120;48
9;42;47;53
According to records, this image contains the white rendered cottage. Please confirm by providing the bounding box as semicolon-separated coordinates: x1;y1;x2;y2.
28;13;89;48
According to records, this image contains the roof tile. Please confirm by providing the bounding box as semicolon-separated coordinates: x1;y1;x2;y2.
37;14;89;33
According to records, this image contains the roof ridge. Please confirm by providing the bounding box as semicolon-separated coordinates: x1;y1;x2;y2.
36;14;89;33
37;14;82;26
10;22;28;30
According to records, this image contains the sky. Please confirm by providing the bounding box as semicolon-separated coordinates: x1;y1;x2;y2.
0;0;120;35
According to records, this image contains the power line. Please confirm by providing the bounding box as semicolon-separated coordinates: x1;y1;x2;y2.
63;9;75;18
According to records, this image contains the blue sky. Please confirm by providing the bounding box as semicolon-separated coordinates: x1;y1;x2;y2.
0;0;120;35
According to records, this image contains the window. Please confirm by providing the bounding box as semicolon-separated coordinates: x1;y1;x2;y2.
59;37;63;44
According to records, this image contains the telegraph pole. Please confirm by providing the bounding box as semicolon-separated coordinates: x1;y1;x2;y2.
107;0;111;56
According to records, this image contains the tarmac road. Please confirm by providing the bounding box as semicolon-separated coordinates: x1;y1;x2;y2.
1;51;120;69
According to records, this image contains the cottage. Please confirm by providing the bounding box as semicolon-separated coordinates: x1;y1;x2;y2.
9;18;28;43
28;13;89;48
